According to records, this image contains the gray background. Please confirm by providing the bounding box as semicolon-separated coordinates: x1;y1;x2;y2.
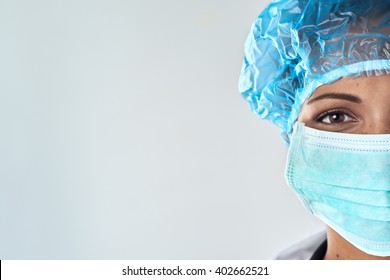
0;0;323;259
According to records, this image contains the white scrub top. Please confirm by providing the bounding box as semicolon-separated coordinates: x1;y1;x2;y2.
274;230;327;260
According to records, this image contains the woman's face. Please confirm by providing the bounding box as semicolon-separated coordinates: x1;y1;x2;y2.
298;74;390;134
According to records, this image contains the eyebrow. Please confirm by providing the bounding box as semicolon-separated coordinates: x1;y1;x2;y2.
306;93;363;105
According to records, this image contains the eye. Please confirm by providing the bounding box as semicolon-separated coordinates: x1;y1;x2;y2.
316;110;356;124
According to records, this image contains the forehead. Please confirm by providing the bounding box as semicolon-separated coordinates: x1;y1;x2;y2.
310;74;390;99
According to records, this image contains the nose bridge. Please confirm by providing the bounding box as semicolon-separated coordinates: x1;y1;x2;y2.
368;122;390;134
364;108;390;134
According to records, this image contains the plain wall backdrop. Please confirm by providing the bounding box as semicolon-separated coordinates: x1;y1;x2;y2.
0;0;324;259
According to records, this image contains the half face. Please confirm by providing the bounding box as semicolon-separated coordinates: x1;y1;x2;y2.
298;74;390;134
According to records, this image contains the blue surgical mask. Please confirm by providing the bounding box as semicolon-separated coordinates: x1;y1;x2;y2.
285;123;390;257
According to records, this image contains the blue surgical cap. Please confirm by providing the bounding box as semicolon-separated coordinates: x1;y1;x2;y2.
239;0;390;143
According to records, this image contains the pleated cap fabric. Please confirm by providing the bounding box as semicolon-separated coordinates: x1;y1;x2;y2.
239;0;390;143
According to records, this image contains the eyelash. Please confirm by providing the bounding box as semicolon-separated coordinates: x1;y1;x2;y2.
315;109;357;124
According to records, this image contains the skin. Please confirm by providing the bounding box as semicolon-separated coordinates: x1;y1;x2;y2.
298;73;390;260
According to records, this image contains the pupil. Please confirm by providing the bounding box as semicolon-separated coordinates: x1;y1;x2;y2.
331;113;343;122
